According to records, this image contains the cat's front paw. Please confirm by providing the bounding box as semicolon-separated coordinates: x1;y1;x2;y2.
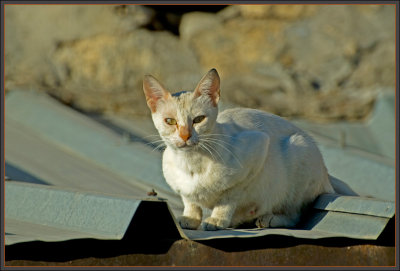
200;217;229;231
255;214;274;228
178;216;201;230
255;214;297;228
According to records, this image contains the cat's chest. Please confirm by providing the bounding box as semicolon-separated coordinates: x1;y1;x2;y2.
162;149;225;199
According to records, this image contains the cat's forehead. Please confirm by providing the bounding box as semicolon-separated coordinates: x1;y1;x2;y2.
171;90;193;108
172;90;190;98
170;90;204;116
171;90;193;101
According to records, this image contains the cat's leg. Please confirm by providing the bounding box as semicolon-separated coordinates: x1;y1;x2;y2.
200;131;270;231
255;213;300;228
201;204;236;231
178;196;203;230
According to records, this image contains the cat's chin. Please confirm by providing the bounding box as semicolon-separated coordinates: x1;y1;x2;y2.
172;143;197;151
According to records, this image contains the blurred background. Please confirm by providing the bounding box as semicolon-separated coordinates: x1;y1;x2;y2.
4;4;396;122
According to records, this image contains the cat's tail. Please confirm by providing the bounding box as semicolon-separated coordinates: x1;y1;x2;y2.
328;174;359;196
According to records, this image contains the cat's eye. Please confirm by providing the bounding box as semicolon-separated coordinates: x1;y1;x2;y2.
165;118;177;125
193;115;206;124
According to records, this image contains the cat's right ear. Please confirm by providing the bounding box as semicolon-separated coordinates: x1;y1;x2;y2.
143;75;171;113
194;68;220;107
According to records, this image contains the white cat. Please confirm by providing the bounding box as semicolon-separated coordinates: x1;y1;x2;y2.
143;68;336;231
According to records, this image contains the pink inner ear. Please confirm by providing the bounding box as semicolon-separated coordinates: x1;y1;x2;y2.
143;75;170;113
146;98;158;113
194;69;220;106
147;91;171;113
209;82;220;106
195;84;220;107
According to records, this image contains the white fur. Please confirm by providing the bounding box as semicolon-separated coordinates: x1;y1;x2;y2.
143;69;334;231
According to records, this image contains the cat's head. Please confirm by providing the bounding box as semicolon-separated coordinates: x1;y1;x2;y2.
143;68;220;151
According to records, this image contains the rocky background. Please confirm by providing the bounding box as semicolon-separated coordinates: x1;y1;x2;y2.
5;4;395;122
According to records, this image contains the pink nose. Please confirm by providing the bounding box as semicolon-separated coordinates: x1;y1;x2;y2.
179;126;191;142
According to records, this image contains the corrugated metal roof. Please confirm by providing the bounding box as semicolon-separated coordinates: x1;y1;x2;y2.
313;193;395;217
5;181;183;246
5;180;394;244
294;90;395;160
293;91;395;202
4;90;395;246
5;90;176;199
5;90;183;215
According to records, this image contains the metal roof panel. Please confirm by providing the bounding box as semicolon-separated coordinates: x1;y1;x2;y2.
5;182;141;242
4;90;395;246
313;193;395;218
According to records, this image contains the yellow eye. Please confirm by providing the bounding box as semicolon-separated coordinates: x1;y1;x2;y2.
165;118;177;125
193;115;206;124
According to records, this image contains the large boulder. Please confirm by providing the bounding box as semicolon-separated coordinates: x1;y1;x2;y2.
5;5;154;92
237;5;318;20
5;5;203;117
50;29;203;117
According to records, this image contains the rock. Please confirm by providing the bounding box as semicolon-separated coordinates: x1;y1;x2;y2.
346;41;396;89
180;12;222;42
51;29;202;117
238;5;317;20
4;5;154;91
180;5;395;121
180;13;289;78
217;5;241;21
284;5;392;92
5;5;395;122
221;64;297;109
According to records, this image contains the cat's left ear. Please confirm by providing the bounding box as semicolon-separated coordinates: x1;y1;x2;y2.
193;68;220;107
143;75;171;113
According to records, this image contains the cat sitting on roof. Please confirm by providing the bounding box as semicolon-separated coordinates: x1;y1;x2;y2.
143;68;336;231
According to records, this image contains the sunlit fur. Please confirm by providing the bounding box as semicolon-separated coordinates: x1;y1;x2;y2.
143;69;335;231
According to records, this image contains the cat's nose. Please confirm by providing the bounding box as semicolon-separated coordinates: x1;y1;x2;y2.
181;134;190;142
179;126;191;142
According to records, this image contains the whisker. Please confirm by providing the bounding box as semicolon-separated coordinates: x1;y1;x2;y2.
199;142;218;162
201;138;243;168
147;139;165;145
202;141;224;163
143;134;162;140
200;133;234;139
200;144;220;163
200;136;237;151
201;136;237;149
151;142;166;152
146;139;166;152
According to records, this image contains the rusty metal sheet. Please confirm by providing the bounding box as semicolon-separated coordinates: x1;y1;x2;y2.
5;238;396;266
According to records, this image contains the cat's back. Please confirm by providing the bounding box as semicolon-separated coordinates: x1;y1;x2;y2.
217;108;302;137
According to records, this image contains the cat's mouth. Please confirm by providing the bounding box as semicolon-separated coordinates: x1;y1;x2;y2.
176;141;198;150
177;143;191;149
